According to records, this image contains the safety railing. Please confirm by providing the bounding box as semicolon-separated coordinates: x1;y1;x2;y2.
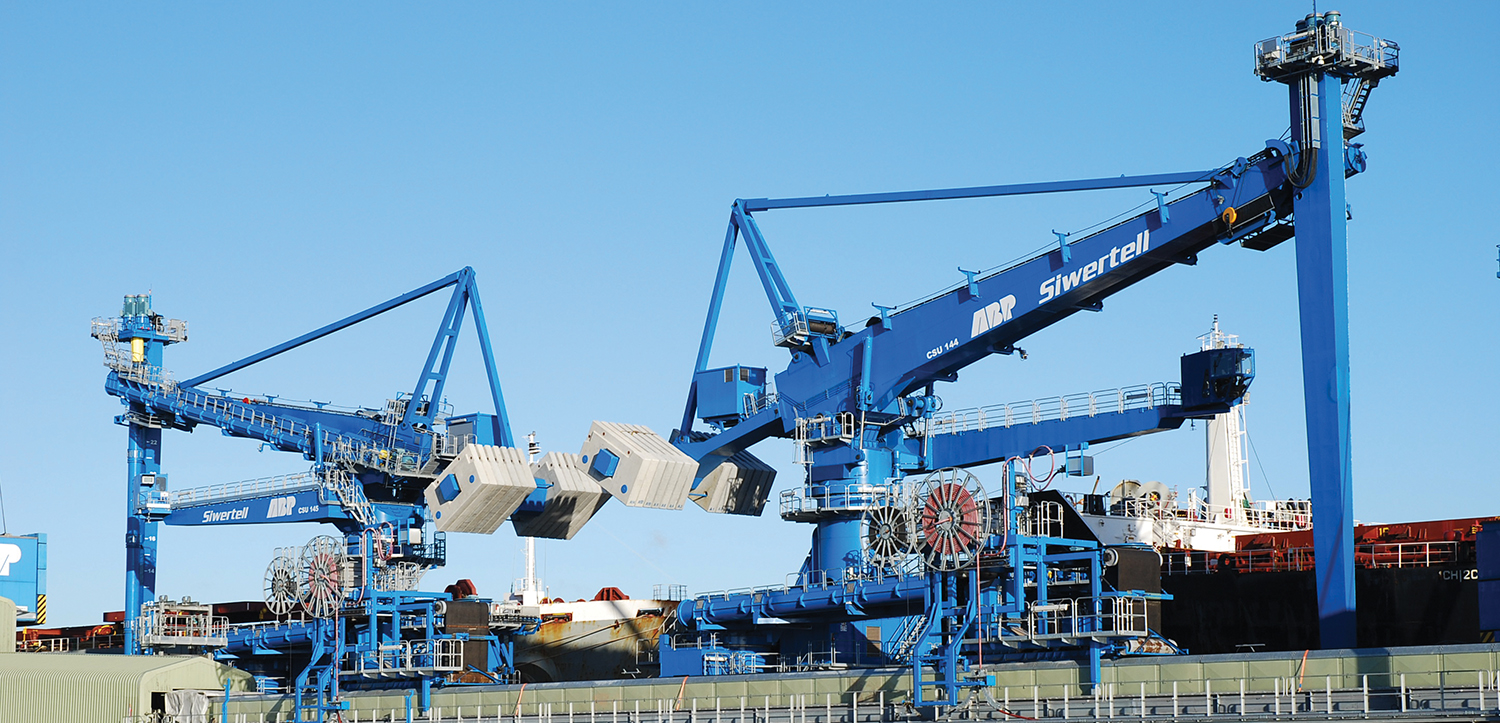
926;383;1180;437
101;350;179;390
779;482;896;521
1100;492;1313;534
431;431;476;460
90;317;119;341
1022;501;1064;538
350;638;464;677
139;607;228;648
26;633;125;652
91;315;188;344
652;584;689;602
985;669;1500;721
376;560;429;593
691;564;928;607
227;612;313;637
169;674;1500;723
987;596;1150;645
885;608;932;664
325;467;375;526
797;413;857;445
1164;540;1463;575
703;649;768;676
771;316;809;348
1255;22;1398;81
168;471;322;509
740;391;778;418
112;378;430;479
19;637;71;652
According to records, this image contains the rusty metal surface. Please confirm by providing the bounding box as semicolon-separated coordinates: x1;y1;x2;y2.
515;602;676;682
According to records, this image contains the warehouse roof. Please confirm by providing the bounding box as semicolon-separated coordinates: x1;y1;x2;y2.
0;653;253;723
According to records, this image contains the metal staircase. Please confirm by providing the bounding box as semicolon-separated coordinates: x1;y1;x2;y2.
887;609;931;664
324;467;375;527
1342;78;1378;139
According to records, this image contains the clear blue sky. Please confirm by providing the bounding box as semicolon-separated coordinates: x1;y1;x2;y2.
2;2;1495;627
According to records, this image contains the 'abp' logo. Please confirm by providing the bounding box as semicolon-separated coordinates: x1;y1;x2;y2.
970;295;1017;339
0;544;21;576
266;496;298;519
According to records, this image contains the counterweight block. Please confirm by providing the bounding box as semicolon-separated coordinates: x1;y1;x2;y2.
692;449;776;516
512;452;611;540
579;422;696;510
426;444;534;534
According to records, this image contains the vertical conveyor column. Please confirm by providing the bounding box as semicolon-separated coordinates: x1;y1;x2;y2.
1291;65;1358;649
113;295;183;654
124;412;161;654
1255;11;1398;649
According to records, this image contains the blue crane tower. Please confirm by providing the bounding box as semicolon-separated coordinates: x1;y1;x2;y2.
1253;10;1398;649
91;268;617;721
650;12;1397;702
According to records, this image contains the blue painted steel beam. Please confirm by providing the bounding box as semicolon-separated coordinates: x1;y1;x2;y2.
105;377;401;459
180;270;465;388
732;202;803;321
925;405;1189;470
740;171;1218;212
679;574;929;629
401;280;470;429
766;153;1290;422
1293;71;1357;649
124;416;160;654
465;277;515;447
677;220;742;437
164;489;352;526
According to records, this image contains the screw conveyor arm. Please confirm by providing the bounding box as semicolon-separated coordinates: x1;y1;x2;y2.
106;267;515;461
767;150;1294;419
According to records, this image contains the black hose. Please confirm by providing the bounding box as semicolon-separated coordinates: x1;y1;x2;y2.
1287;149;1319;189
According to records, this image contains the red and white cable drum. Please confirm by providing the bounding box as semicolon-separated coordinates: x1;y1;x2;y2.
909;468;989;571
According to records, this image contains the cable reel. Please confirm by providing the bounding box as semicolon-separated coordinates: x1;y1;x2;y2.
863;502;915;568
909;468;989;571
299;535;348;618
262;547;301;616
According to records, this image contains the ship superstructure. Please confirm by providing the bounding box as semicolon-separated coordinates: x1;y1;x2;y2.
1075;322;1313;553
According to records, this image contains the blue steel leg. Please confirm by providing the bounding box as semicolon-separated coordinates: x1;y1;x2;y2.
678;219;741;437
1088;552;1102;692
943;572;960;705
124;415;160;655
1292;72;1357;649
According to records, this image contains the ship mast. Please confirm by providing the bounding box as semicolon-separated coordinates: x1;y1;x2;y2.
1201;318;1251;522
516;432;544;606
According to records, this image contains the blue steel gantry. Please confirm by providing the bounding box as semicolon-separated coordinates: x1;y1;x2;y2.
662;12;1397;704
92;268;559;721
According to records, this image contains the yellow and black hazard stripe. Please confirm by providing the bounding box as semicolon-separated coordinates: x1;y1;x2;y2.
34;594;45;625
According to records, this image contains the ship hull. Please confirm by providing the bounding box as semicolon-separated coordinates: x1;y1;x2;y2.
514;600;676;682
1162;565;1480;654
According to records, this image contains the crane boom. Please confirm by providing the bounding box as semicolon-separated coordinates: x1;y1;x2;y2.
676;147;1294;465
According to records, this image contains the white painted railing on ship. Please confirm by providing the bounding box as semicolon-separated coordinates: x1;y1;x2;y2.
169;471;323;509
1114;495;1313;531
1164;540;1463;575
926;382;1181;437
